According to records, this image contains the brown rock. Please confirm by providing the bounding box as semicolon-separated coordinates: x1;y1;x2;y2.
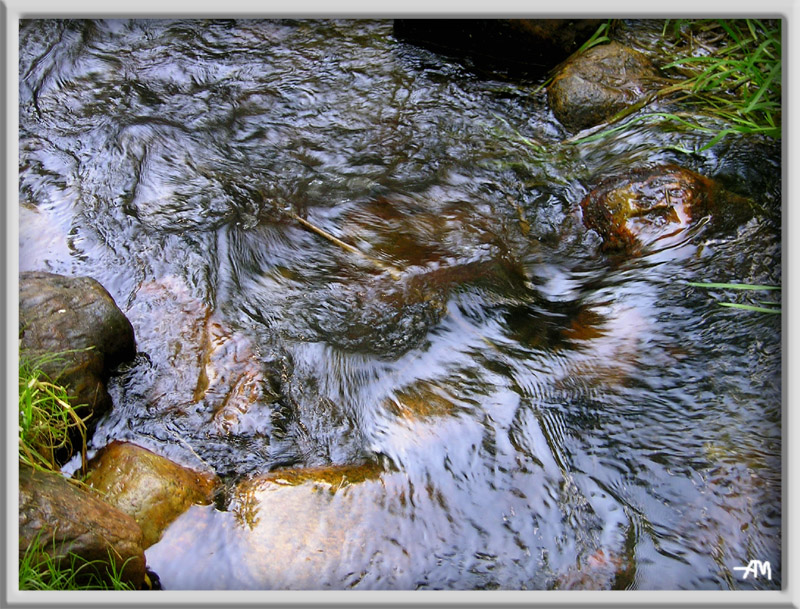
580;164;753;254
19;463;146;588
19;272;135;431
83;441;218;548
548;41;665;131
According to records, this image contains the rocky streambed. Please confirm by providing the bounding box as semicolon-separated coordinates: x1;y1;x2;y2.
18;18;781;591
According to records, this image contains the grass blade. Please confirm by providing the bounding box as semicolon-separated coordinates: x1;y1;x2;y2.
687;282;780;290
718;303;781;314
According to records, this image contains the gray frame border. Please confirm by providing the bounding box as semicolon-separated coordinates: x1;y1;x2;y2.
4;1;796;608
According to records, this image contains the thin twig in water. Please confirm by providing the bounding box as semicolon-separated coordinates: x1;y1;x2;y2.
288;212;403;280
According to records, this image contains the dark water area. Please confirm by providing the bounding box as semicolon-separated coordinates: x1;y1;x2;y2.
18;19;781;590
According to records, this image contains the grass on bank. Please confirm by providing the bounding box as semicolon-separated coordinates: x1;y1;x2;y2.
18;349;91;473
572;19;781;152
20;531;135;591
18;347;138;591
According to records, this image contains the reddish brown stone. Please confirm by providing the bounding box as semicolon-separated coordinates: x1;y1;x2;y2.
580;165;753;254
19;463;146;588
84;441;218;548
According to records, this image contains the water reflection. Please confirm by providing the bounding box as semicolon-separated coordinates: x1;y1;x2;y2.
18;19;780;590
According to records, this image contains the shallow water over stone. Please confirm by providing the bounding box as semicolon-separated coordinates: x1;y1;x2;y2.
19;19;781;590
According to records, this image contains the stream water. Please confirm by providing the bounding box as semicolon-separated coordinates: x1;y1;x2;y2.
18;19;781;590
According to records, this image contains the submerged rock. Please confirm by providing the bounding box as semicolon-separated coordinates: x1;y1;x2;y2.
383;382;458;421
98;274;299;477
83;441;219;548
123;274;286;436
309;196;532;360
554;548;635;590
580;165;753;254
394;19;604;78
19;463;146;588
548;41;664;132
19;271;135;462
145;461;405;589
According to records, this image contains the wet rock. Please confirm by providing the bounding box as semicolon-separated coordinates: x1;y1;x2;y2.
238;461;383;495
19;463;146;588
580;164;753;254
83;441;219;548
394;19;605;78
19;272;135;455
548;41;664;132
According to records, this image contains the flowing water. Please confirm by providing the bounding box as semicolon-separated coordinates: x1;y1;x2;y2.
18;19;782;590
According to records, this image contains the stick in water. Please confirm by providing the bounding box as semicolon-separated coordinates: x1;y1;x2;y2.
288;212;403;280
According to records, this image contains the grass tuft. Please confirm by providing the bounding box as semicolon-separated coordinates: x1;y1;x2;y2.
19;530;135;591
571;19;781;151
18;349;92;473
687;281;781;314
576;20;613;55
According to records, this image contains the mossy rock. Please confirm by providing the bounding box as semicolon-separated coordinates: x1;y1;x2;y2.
19;463;146;588
19;272;136;464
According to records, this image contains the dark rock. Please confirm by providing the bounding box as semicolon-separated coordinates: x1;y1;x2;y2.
548;41;664;131
83;441;219;548
19;463;146;588
580;164;753;254
394;19;605;78
19;272;135;431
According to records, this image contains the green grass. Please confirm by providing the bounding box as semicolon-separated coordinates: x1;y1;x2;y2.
18;349;91;473
19;531;135;591
18;348;149;591
570;19;781;152
687;281;781;314
576;20;613;55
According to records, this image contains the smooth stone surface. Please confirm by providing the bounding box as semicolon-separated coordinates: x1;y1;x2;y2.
548;41;664;132
19;463;146;588
84;441;219;548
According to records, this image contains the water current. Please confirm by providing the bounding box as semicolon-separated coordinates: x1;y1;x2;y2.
18;19;782;590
